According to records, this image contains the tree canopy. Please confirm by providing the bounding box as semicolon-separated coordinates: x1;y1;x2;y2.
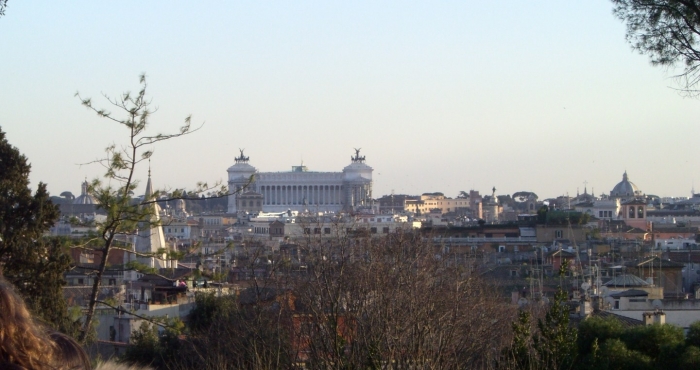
612;0;700;94
0;127;77;334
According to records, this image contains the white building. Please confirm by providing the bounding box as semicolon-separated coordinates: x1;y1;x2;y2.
227;149;373;214
132;173;177;269
575;199;620;220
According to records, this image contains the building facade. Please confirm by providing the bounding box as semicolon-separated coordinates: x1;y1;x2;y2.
403;193;472;215
227;149;373;214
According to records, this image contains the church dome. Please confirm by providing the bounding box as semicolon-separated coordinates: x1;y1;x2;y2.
73;180;98;205
610;171;641;198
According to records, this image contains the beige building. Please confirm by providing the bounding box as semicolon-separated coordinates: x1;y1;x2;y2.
404;193;472;215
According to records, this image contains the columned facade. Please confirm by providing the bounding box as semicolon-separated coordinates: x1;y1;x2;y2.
227;150;373;214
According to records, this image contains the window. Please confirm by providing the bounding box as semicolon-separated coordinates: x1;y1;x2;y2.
78;278;84;285
370;227;377;234
629;206;635;218
638;207;644;218
510;270;517;277
555;230;563;238
324;228;331;234
109;278;116;285
383;227;390;234
614;300;620;309
314;228;321;234
304;228;311;235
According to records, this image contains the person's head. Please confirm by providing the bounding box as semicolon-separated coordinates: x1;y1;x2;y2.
0;276;56;369
50;332;91;370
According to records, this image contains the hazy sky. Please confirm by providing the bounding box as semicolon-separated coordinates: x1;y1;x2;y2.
1;1;699;201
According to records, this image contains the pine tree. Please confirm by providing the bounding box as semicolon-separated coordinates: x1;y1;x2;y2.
0;127;76;334
534;289;578;370
73;75;227;342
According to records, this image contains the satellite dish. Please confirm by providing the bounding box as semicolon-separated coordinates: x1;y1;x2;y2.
518;297;528;307
581;282;591;290
652;299;663;309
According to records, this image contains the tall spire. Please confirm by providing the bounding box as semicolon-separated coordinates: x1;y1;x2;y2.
144;162;153;200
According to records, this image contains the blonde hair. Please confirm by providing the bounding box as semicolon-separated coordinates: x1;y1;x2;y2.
50;332;91;370
0;276;56;369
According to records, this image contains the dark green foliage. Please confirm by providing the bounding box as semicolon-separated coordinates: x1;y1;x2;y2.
9;238;81;337
679;345;700;370
123;322;160;366
0;128;77;335
534;289;578;370
621;323;685;359
507;310;534;369
577;320;690;370
186;291;237;333
505;295;700;370
122;319;184;369
537;205;548;224
611;1;700;93
0;128;60;255
687;321;700;347
502;289;577;370
596;338;653;370
122;291;293;369
577;316;624;357
180;291;292;369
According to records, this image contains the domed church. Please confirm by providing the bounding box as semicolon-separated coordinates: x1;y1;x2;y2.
610;171;644;201
73;179;98;205
610;171;648;229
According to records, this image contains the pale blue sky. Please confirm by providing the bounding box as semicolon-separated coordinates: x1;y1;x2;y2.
1;1;698;200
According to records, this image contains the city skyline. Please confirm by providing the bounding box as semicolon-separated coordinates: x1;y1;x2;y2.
1;1;699;200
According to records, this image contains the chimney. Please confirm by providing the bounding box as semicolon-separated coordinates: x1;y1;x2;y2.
654;310;666;325
579;298;592;318
643;309;666;325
